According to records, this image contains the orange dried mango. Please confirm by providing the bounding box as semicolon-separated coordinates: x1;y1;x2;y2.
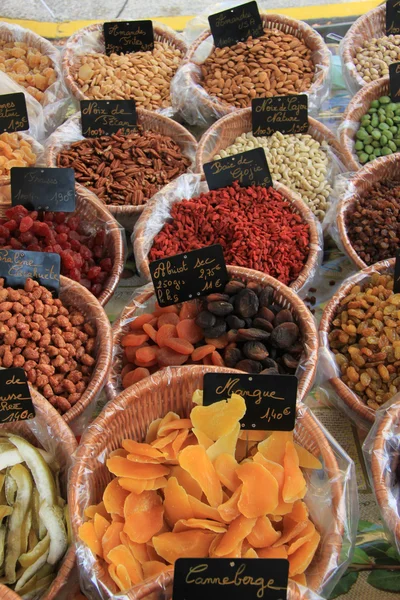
258;546;288;559
120;532;150;564
190;395;246;441
258;431;293;464
247;516;281;548
122;439;164;460
171;429;189;456
288;520;316;555
107;544;143;584
158;418;192;436
94;513;110;544
217;486;241;523
163;477;193;527
127;453;164;464
142;561;171;579
294;443;322;470
146;418;162;443
252;454;293;515
179;445;222;508
79;521;102;557
109;563;130;591
283;441;307;503
291;573;307;586
169;466;202;499
236;462;279;517
206;423;240;462
173;518;227;534
124;491;164;544
243;548;258;558
84;501;109;520
188;495;223;522
153;530;216;563
111;513;125;523
214;453;241;492
193;428;214;449
103;478;130;517
290;500;309;522
102;522;124;563
110;448;129;458
107;456;169;480
288;529;321;576
118;478;150;494
214;514;256;557
151;431;179;450
273;516;308;548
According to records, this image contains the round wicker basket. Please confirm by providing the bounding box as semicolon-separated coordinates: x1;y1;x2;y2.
341;5;386;94
134;178;321;294
45;109;197;225
336;154;400;270
0;132;43;188
369;400;400;550
0;387;77;600
178;13;331;123
62;22;187;106
106;265;318;402
70;365;346;599
340;77;390;172
319;258;395;426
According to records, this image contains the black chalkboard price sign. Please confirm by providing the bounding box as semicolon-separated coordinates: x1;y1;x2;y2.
0;249;60;295
208;1;264;48
0;92;29;133
203;372;297;431
387;0;400;35
204;147;272;190
252;95;308;136
103;20;154;55
394;249;400;293
0;368;35;423
389;62;400;102
81;100;137;137
173;558;288;600
11;167;75;212
150;245;229;308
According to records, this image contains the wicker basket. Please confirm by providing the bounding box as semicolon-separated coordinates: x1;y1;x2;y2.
133;177;321;294
70;365;347;599
0;182;124;307
62;22;187;105
369;400;400;550
178;13;331;123
0;132;43;188
340;77;390;172
106;265;318;402
45;110;197;226
336;154;400;270
341;5;385;94
319;258;395;426
0;387;77;600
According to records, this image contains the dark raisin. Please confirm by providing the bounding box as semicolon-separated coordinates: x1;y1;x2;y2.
236;359;263;373
234;288;259;318
224;280;246;295
195;310;216;329
207;301;234;317
274;309;294;326
270;322;299;349
243;341;269;361
227;315;245;329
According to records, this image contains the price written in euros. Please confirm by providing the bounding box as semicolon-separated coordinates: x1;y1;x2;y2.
194;256;223;292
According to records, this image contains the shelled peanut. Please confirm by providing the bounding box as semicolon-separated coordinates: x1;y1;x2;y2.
0;133;37;177
79;393;321;592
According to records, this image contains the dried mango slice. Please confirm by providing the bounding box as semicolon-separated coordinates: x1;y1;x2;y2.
118;478;149;494
110;448;129;459
111;513;124;523
258;432;293;464
179;445;222;508
169;466;202;499
107;544;143;584
239;431;269;442
214;515;256;557
273;516;308;548
103;479;130;517
163;477;193;527
214;454;241;492
258;546;288;559
283;442;307;503
291;573;307;586
217;486;241;523
294;443;322;470
158;419;192;436
109;563;129;592
288;520;316;555
151;431;179;450
120;532;149;564
153;530;216;564
247;516;281;548
142;561;171;579
188;495;223;522
116;564;131;590
173;519;227;534
79;522;101;557
207;423;240;462
122;439;164;460
253;454;293;515
94;513;110;544
236;463;278;517
124;491;164;544
290;500;309;522
84;501;109;520
107;457;169;480
172;430;189;456
146;419;162;443
156;412;180;435
190;395;246;441
235;438;257;463
102;522;124;563
243;548;258;558
127;453;164;464
193;428;214;449
288;530;321;576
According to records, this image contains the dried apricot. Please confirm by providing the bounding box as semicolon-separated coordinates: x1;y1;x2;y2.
179;302;200;320
157;313;180;327
176;319;203;344
143;323;158;343
122;367;151;389
191;345;216;362
165;338;194;355
157;347;189;367
129;314;154;330
121;333;149;347
156;324;177;348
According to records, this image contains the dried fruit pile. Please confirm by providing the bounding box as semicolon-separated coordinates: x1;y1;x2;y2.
119;279;302;390
0;278;96;414
0;133;37;177
56;129;191;207
149;182;311;284
0;205;112;298
328;273;400;410
0;434;69;596
79;393;321;592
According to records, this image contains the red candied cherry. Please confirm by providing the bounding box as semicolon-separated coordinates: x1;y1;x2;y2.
30;211;39;221
54;212;66;224
19;231;35;245
94;271;107;284
32;221;51;237
10;237;23;249
56;233;68;244
5;205;28;221
93;246;103;259
60;251;75;271
69;267;81;282
19;216;34;233
94;231;105;246
27;244;42;252
100;258;112;272
80;278;91;290
44;212;54;222
67;216;80;231
73;254;84;269
87;266;101;280
0;238;6;245
80;246;92;260
68;230;81;241
55;224;69;234
91;283;102;297
4;219;17;232
70;239;81;252
60;241;71;250
0;225;10;239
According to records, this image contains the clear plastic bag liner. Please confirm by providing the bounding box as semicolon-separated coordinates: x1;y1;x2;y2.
71;366;357;600
132;172;323;297
339;35;366;97
324;171;359;258
363;393;400;554
61;21;186;118
171;3;331;126
0;22;70;139
316;258;394;431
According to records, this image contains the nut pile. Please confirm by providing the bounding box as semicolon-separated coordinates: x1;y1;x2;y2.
0;205;112;298
353;35;400;83
214;131;331;220
0;278;96;414
72;41;183;109
345;180;400;265
0;40;57;103
328;273;400;410
201;28;315;108
149;182;311;286
0;133;37;176
56;129;191;207
355;96;400;164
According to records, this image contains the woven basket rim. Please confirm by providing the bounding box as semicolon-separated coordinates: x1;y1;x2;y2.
336;154;400;271
71;365;345;599
107;265;318;403
45;108;197;217
183;13;331;118
319;258;396;425
133;178;321;294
